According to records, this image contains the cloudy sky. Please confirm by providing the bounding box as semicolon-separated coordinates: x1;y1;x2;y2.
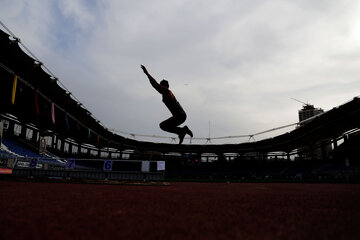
1;0;360;144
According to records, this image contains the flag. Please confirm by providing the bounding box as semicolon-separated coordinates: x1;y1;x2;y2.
87;128;91;142
35;90;40;115
51;102;55;124
11;75;17;104
65;113;70;131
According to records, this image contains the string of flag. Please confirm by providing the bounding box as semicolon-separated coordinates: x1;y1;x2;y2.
1;20;108;147
1;61;106;147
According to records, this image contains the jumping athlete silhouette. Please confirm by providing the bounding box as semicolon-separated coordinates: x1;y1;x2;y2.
141;65;193;144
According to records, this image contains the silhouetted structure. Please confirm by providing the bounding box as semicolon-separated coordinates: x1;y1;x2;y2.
298;104;324;123
1;28;360;181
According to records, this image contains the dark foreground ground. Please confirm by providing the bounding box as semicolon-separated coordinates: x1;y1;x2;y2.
1;180;360;240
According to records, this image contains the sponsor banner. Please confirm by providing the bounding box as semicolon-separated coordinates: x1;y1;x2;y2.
0;159;7;167
103;160;113;171
65;159;76;169
0;168;13;174
141;161;150;172
16;161;43;168
157;161;166;171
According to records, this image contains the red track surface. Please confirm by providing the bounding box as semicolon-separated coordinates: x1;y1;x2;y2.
1;181;360;240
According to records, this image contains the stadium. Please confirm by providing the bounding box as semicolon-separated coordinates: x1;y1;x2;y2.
1;22;360;239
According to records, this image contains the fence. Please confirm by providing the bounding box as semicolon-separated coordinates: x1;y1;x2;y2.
1;155;165;181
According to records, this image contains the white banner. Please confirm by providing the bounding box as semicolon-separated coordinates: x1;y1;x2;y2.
157;161;165;171
141;161;150;172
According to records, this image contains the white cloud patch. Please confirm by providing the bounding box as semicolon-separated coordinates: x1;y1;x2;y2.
57;0;97;31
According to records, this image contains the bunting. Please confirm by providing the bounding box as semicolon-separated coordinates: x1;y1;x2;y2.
11;75;17;104
51;102;55;124
87;128;91;142
65;113;70;131
35;90;40;115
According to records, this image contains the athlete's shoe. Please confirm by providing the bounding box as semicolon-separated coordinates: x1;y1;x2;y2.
184;126;193;138
179;132;186;144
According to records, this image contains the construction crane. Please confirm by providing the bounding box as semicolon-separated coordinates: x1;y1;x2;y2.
290;98;312;107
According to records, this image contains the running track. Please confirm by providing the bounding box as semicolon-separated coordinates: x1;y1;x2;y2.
1;181;360;240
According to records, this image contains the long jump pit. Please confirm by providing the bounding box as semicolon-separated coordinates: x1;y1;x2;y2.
1;180;360;240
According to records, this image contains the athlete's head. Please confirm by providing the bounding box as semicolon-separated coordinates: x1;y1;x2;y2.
160;79;169;88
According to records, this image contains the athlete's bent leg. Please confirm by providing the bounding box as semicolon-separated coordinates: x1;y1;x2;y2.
159;116;184;135
159;114;188;143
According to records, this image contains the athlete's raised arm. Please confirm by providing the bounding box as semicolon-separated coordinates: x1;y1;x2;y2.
141;65;167;94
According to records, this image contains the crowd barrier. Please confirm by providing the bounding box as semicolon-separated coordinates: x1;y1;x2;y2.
0;156;165;181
